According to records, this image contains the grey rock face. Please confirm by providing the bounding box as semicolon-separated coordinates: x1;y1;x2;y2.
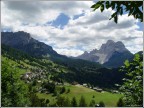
1;31;58;57
2;31;33;46
77;40;132;66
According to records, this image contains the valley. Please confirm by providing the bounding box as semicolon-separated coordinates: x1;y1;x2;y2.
1;31;142;107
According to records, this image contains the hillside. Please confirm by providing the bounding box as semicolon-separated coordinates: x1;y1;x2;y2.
1;32;126;107
2;43;125;88
2;43;124;107
2;31;126;88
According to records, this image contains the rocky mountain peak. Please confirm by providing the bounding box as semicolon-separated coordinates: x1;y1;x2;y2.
84;51;89;54
77;40;133;67
1;31;35;46
1;31;59;57
100;40;127;53
106;40;115;45
90;49;98;54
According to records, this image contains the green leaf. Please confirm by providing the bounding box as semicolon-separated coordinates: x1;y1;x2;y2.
91;4;96;8
91;3;101;11
128;7;134;16
109;12;117;20
106;1;110;9
100;4;104;12
111;2;115;10
115;84;120;87
124;60;130;67
134;54;140;61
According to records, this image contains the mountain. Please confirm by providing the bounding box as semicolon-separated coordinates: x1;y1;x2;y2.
1;31;59;57
2;43;125;88
77;40;134;68
1;31;102;69
2;31;126;88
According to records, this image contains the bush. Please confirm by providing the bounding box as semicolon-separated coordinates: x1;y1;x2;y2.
32;79;37;86
43;82;55;93
60;87;66;94
117;98;124;107
67;88;70;93
119;54;143;106
53;90;58;96
99;101;105;107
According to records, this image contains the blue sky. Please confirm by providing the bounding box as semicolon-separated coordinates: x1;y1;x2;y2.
49;13;143;31
46;12;86;29
1;1;143;56
137;22;143;31
47;13;70;29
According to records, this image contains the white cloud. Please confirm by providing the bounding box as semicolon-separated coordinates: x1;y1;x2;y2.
53;48;83;57
1;1;93;25
1;1;143;57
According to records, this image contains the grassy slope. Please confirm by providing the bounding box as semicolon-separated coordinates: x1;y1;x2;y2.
37;84;122;107
2;45;122;107
2;56;28;76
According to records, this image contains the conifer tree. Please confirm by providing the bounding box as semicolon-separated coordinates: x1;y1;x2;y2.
79;96;87;107
71;97;77;107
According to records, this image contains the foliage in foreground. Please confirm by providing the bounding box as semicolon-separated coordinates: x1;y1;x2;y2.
91;1;143;23
119;54;143;107
1;59;30;107
1;58;50;107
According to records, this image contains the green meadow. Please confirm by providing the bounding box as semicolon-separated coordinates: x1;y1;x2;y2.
37;84;122;107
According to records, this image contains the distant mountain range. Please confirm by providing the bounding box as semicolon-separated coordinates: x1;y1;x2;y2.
2;31;142;68
3;31;142;88
1;31;102;69
77;40;135;68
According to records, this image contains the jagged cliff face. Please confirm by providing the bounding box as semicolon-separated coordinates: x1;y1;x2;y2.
1;31;59;57
77;40;133;67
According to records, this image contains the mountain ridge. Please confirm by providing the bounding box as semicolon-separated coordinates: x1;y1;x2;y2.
2;31;139;68
1;31;102;69
77;40;134;68
1;31;60;57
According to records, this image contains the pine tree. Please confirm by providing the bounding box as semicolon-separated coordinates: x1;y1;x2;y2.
67;88;70;93
63;97;70;107
89;100;96;107
60;86;66;94
79;96;87;107
99;101;105;107
56;96;65;107
117;98;124;107
71;97;77;107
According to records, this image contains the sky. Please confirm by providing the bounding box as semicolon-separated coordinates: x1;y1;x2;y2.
1;1;143;57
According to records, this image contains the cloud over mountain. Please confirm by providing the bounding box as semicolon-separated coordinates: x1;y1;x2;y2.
1;1;143;57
